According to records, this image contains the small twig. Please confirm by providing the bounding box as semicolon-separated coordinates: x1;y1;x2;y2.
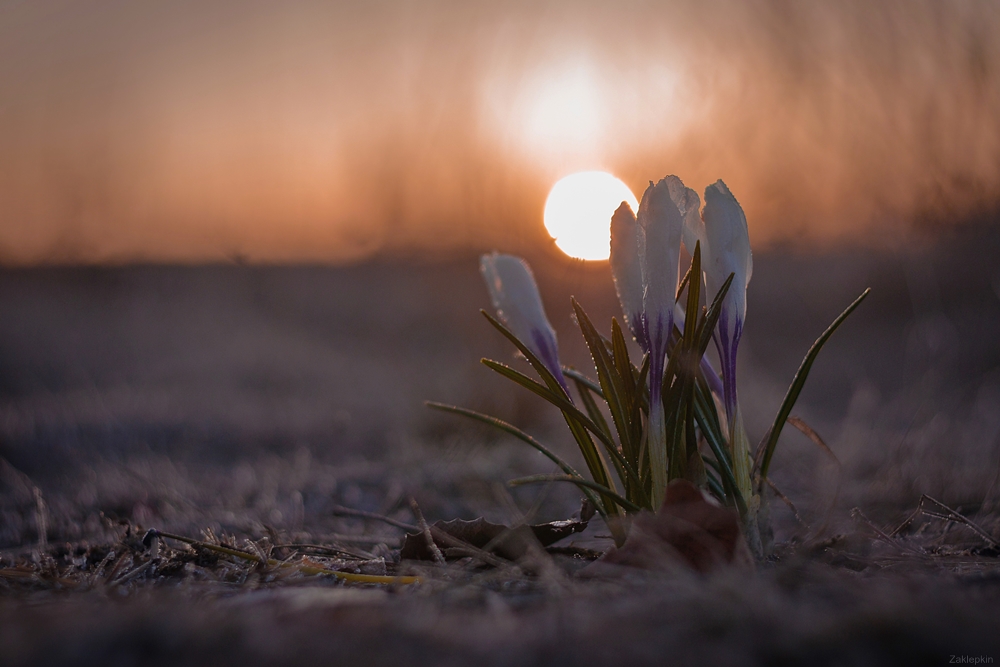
146;529;421;585
89;550;116;587
409;499;446;565
428;526;512;569
787;417;840;465
888;504;924;538
331;504;418;532
273;543;372;560
851;508;925;555
112;558;156;586
245;538;271;568
787;416;842;539
918;495;1000;548
889;495;997;548
103;552;133;585
765;478;809;529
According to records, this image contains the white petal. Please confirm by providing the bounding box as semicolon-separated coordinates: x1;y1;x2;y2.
479;253;563;379
609;202;645;343
702;179;752;325
637;178;683;350
664;175;703;259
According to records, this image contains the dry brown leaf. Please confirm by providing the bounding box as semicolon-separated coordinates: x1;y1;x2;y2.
595;480;752;574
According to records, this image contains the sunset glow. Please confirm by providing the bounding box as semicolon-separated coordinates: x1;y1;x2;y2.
543;172;639;261
0;2;996;264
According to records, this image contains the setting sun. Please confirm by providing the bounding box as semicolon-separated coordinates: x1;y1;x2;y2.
543;171;639;261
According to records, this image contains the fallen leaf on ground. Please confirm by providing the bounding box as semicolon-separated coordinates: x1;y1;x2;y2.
593;480;752;574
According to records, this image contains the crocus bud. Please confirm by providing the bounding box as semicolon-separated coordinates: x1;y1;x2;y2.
702;180;755;514
702;180;752;339
480;253;566;390
610;202;647;351
636;178;684;508
637;178;684;366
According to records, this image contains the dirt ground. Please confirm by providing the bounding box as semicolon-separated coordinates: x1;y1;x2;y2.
2;220;1000;665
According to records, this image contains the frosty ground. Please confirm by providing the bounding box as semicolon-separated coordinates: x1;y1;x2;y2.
2;223;1000;665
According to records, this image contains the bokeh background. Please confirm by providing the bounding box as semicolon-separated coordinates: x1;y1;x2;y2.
1;0;1000;549
2;0;999;264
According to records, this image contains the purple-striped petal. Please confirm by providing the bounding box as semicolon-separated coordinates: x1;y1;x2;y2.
480;253;568;392
701;180;752;420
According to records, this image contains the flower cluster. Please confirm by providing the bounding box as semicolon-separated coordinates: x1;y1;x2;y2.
434;174;868;559
612;177;753;505
482;176;752;509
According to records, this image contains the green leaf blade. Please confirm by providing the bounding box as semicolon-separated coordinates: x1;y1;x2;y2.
757;288;871;480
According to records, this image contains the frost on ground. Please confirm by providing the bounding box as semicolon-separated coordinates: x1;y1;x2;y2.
1;223;1000;665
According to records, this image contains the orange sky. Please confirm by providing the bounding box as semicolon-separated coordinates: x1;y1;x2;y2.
0;0;998;265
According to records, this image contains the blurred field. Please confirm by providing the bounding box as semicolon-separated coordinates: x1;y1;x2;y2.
3;221;1000;521
2;219;1000;664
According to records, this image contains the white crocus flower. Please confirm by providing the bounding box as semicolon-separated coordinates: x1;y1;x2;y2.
701;179;752;420
480;253;568;393
610;202;647;351
701;180;754;502
636;178;684;507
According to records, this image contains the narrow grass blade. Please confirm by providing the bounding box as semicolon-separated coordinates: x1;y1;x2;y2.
424;402;585;480
705;468;725;501
563;368;603;397
572;299;631;457
667;402;687;481
572;377;613;443
482;311;567;397
509;475;644;513
565;420;622;516
611;319;635;379
682;243;702;350
786;416;841;466
481;358;625;514
422;402;609;509
610;319;636;396
692;385;745;515
635;353;650;408
697;273;735;357
765;478;809;529
680;249;706;464
757;288;870;480
480;311;625;504
694;377;725;438
684;399;707;486
676;261;693;302
482;359;636;482
661;245;702;483
611;318;643;465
